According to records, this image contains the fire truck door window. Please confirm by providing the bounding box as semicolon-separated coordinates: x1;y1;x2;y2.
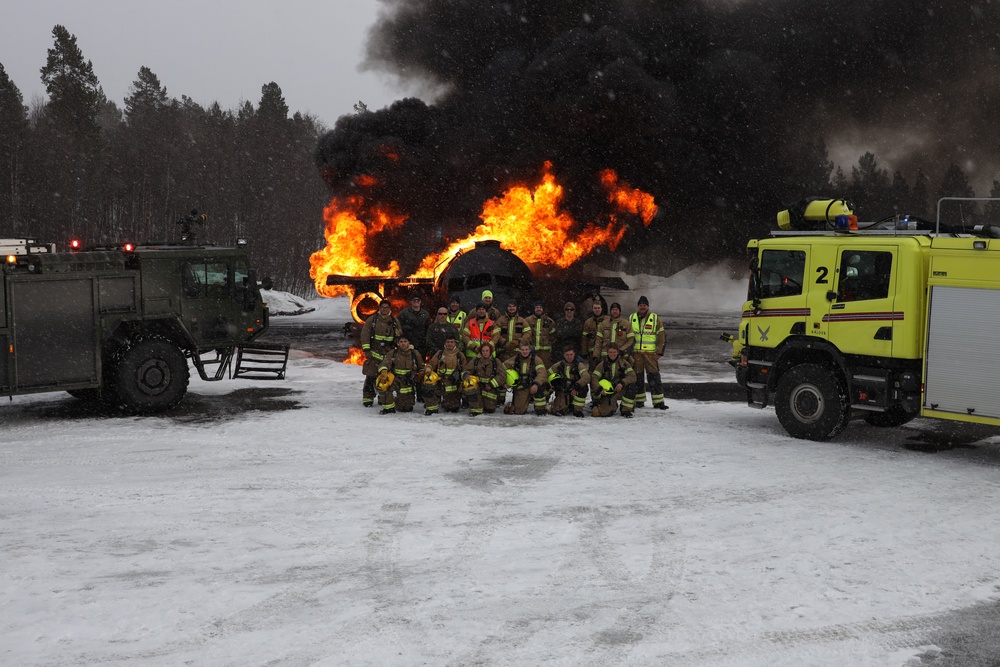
233;260;250;300
182;263;203;297
837;250;891;302
758;249;805;299
183;262;230;298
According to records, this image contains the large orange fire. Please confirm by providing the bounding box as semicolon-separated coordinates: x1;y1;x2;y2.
309;162;657;298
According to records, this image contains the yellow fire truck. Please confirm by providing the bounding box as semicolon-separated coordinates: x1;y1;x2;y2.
727;197;1000;440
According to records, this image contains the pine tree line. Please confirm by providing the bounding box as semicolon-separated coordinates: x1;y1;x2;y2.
0;25;328;294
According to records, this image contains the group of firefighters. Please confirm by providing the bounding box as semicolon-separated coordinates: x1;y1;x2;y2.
359;290;668;418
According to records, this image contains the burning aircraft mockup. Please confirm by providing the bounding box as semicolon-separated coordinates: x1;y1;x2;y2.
310;162;657;324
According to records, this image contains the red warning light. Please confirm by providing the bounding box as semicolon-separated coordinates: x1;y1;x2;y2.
69;239;81;250
123;242;135;252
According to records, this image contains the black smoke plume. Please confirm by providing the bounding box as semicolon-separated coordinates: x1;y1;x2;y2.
315;1;1000;271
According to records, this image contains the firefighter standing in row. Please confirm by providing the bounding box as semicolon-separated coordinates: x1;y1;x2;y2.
504;341;548;415
464;341;505;415
376;336;423;414
446;295;466;331
474;289;502;321
523;301;556;368
462;302;495;361
494;300;528;360
360;299;402;408
630;295;668;410
425;306;460;358
552;301;584;361
581;299;606;371
591;343;638;417
422;333;465;415
398;293;430;359
547;345;590;417
595;302;633;360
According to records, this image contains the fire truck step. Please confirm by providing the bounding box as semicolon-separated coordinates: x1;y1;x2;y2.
233;342;290;380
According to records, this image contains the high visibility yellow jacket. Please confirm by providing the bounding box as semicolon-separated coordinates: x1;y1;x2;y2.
629;311;664;354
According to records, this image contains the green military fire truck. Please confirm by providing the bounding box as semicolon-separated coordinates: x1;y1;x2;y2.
1;234;288;414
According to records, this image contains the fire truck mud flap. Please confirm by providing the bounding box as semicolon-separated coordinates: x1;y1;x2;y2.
232;342;290;380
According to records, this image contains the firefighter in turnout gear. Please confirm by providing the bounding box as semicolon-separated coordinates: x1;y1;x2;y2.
462;302;495;361
504;341;549;415
422;334;465;414
522;301;557;368
591;343;638;417
425;306;461;357
464;341;506;415
376;336;422;414
552;301;584;362
595;302;634;360
397;293;430;359
581;299;606;371
360;299;402;407
494;300;528;360
547;346;590;417
630;295;668;410
471;289;502;321
446;295;467;331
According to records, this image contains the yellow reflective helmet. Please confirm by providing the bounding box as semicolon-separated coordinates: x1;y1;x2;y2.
598;378;614;393
548;372;560;384
462;375;479;391
506;368;519;386
375;371;395;391
424;370;440;385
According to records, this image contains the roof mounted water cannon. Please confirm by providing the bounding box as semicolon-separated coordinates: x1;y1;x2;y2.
777;198;856;231
177;209;208;244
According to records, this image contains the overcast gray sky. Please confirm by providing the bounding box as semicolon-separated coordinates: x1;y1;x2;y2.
0;0;413;128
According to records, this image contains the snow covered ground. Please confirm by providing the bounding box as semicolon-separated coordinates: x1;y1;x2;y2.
4;269;1000;666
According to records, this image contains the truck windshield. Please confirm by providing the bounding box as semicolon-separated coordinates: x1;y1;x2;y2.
758;249;806;299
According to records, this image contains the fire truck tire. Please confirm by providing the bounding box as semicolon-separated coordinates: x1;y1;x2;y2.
774;364;850;441
110;337;190;414
863;406;918;428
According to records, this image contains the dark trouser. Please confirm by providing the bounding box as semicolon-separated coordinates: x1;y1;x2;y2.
506;386;548;415
466;382;500;414
424;382;462;412
362;356;382;406
594;383;637;416
379;381;416;412
633;352;665;407
550;383;589;414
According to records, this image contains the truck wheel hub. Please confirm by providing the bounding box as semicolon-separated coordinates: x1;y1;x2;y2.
136;359;170;396
790;384;823;423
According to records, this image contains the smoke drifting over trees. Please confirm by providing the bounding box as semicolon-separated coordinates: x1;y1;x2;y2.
316;0;1000;269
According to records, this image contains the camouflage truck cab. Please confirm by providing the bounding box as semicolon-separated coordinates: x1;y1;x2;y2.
1;238;288;414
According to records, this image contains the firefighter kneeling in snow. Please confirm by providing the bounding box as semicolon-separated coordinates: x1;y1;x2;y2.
422;334;465;415
547;345;590;417
591;343;638;418
376;336;423;414
463;341;506;416
503;341;549;415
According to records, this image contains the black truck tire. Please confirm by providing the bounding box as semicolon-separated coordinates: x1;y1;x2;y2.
863;406;918;428
110;337;190;414
774;364;850;441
